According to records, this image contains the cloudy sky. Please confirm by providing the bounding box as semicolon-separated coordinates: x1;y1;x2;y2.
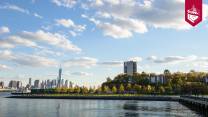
0;0;208;86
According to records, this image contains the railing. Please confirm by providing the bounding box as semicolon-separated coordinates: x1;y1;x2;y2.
181;95;208;102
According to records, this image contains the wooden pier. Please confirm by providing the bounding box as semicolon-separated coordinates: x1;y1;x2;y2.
179;96;208;116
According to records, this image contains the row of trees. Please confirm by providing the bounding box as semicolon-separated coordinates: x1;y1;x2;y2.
31;70;208;95
101;70;208;95
31;83;208;95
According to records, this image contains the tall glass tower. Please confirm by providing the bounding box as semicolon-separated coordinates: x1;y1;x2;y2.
57;66;62;87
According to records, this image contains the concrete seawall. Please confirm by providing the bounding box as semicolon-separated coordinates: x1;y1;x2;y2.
7;95;179;101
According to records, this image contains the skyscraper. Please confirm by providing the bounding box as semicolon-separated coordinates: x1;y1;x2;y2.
124;61;137;75
0;81;4;89
8;80;17;89
61;79;64;87
51;79;57;88
57;66;62;87
29;78;32;86
65;80;68;88
34;80;40;89
17;81;22;89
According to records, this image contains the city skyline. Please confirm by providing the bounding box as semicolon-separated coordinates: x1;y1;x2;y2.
1;0;208;87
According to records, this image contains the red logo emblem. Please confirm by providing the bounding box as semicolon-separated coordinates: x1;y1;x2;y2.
185;0;202;26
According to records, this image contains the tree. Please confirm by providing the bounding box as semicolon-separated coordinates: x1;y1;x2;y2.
81;86;89;94
61;88;67;93
67;87;74;93
119;84;125;94
165;83;173;94
106;77;112;83
159;86;165;94
126;83;132;91
55;88;62;94
89;87;96;94
103;86;110;93
112;86;117;94
96;86;102;94
74;86;81;93
164;69;171;75
146;85;152;94
69;81;73;88
133;84;142;93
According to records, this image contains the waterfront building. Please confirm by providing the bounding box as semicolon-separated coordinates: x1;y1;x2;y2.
61;79;64;87
0;81;4;89
51;79;57;88
204;76;208;84
34;80;40;89
40;81;46;89
65;80;68;88
29;78;32;86
8;80;17;89
17;81;22;89
124;61;137;75
69;81;73;88
46;79;52;88
57;66;62;87
149;74;166;84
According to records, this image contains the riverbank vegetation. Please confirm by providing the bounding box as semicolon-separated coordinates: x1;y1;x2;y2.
31;70;208;95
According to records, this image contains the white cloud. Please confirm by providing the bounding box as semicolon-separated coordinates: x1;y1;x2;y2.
0;50;57;67
52;0;77;8
21;30;81;53
37;49;63;57
64;57;98;68
147;55;197;64
0;50;14;60
99;61;122;67
129;57;143;62
142;55;208;72
82;15;147;39
56;19;74;28
98;57;142;67
69;31;77;37
83;0;208;39
146;55;208;69
7;36;39;48
0;41;15;49
33;13;43;19
0;26;10;34
0;4;43;19
0;35;40;49
0;64;10;70
0;4;29;14
71;72;93;76
113;17;148;33
93;0;104;6
96;11;111;18
56;19;86;32
13;54;58;67
98;22;132;38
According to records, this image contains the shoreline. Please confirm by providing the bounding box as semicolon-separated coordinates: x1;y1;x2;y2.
6;95;180;101
0;89;15;92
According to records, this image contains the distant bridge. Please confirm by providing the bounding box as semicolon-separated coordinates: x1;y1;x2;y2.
179;96;208;116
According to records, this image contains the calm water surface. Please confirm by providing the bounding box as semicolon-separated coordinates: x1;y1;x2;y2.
0;92;201;117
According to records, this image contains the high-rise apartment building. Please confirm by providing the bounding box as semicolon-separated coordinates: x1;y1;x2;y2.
34;80;40;89
124;61;137;75
0;81;4;89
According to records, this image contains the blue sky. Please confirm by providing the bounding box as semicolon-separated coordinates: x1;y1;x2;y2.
0;0;208;87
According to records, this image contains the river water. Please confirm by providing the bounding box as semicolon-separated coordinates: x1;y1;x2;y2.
0;92;201;117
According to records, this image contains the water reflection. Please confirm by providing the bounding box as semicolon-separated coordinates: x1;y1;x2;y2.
122;101;201;117
123;101;138;111
124;112;139;117
0;93;202;117
56;103;60;117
